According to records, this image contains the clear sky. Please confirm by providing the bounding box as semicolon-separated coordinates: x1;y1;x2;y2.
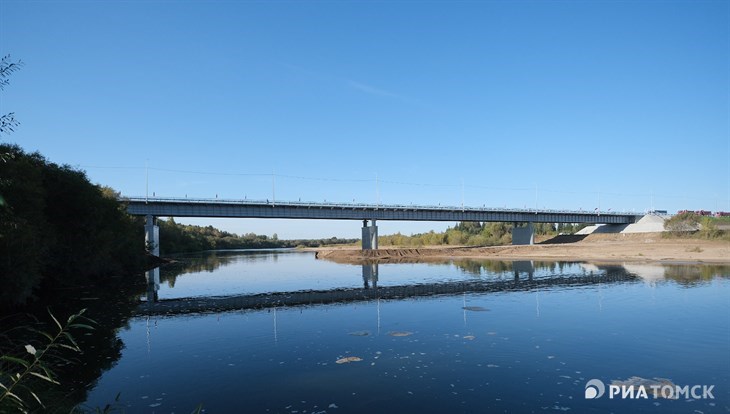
1;0;728;239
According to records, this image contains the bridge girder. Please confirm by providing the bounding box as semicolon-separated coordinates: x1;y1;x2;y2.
124;198;639;225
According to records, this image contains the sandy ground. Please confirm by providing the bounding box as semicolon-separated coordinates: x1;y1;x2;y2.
314;233;730;264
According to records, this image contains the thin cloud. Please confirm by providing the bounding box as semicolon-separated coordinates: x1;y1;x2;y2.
281;62;434;110
347;80;403;99
346;79;433;110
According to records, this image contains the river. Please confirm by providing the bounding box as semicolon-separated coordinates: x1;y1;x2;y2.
66;250;730;412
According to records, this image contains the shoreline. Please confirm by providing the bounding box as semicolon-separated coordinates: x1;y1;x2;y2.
314;233;730;265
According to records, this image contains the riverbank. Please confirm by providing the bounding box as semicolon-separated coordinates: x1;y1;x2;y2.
315;233;730;264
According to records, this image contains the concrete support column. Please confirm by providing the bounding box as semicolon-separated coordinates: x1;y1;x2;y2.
372;219;378;249
145;214;160;256
361;219;379;250
512;222;534;245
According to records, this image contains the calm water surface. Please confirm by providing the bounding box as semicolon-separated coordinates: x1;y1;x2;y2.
83;250;729;413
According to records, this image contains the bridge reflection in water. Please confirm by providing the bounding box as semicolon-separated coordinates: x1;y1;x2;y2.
139;259;648;316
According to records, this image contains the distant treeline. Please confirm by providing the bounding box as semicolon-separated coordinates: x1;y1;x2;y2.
158;218;358;254
379;221;587;247
0;144;146;308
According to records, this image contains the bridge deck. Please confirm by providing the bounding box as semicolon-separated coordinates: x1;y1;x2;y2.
124;197;640;224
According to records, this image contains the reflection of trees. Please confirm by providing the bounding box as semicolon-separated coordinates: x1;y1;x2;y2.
159;250;292;287
451;259;581;278
663;264;730;287
160;254;233;287
451;260;730;287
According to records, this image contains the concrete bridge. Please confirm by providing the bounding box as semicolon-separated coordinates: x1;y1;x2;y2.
122;196;642;255
137;262;638;316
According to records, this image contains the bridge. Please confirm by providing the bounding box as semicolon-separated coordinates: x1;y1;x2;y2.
122;196;643;255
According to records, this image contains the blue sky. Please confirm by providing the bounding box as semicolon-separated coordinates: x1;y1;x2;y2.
1;0;728;238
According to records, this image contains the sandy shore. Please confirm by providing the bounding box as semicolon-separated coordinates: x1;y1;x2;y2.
315;233;730;264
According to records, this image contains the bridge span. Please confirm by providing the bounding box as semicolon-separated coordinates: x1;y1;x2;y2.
122;196;642;255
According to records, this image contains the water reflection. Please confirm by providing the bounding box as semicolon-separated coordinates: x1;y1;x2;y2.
76;251;730;413
143;252;730;316
145;267;160;302
362;262;379;289
139;262;660;316
512;260;534;280
158;249;294;288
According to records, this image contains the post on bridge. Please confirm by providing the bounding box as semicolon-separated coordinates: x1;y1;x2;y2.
512;222;534;245
361;219;379;250
145;214;160;257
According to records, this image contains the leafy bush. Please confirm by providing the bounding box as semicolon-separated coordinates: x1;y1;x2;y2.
664;212;700;235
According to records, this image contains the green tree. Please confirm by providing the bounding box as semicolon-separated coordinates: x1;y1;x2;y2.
699;217;721;239
0;55;23;139
0;145;146;308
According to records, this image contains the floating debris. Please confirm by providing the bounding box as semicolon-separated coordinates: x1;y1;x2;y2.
462;306;489;311
348;330;370;336
389;331;413;337
335;356;363;364
329;403;339;408
463;335;476;340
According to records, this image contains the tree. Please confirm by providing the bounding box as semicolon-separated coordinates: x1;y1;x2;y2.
699;217;721;239
0;55;23;138
0;145;146;307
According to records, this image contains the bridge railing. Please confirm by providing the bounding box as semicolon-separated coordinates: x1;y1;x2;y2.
120;196;639;217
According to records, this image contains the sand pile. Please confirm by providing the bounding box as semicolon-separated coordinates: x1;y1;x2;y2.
576;214;667;235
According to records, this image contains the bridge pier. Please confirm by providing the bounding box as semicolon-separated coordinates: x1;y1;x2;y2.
361;219;379;250
512;222;534;245
145;215;160;256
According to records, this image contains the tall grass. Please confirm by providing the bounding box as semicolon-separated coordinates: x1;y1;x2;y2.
0;309;94;413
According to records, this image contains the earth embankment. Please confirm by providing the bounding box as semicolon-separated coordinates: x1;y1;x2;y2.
316;233;730;264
